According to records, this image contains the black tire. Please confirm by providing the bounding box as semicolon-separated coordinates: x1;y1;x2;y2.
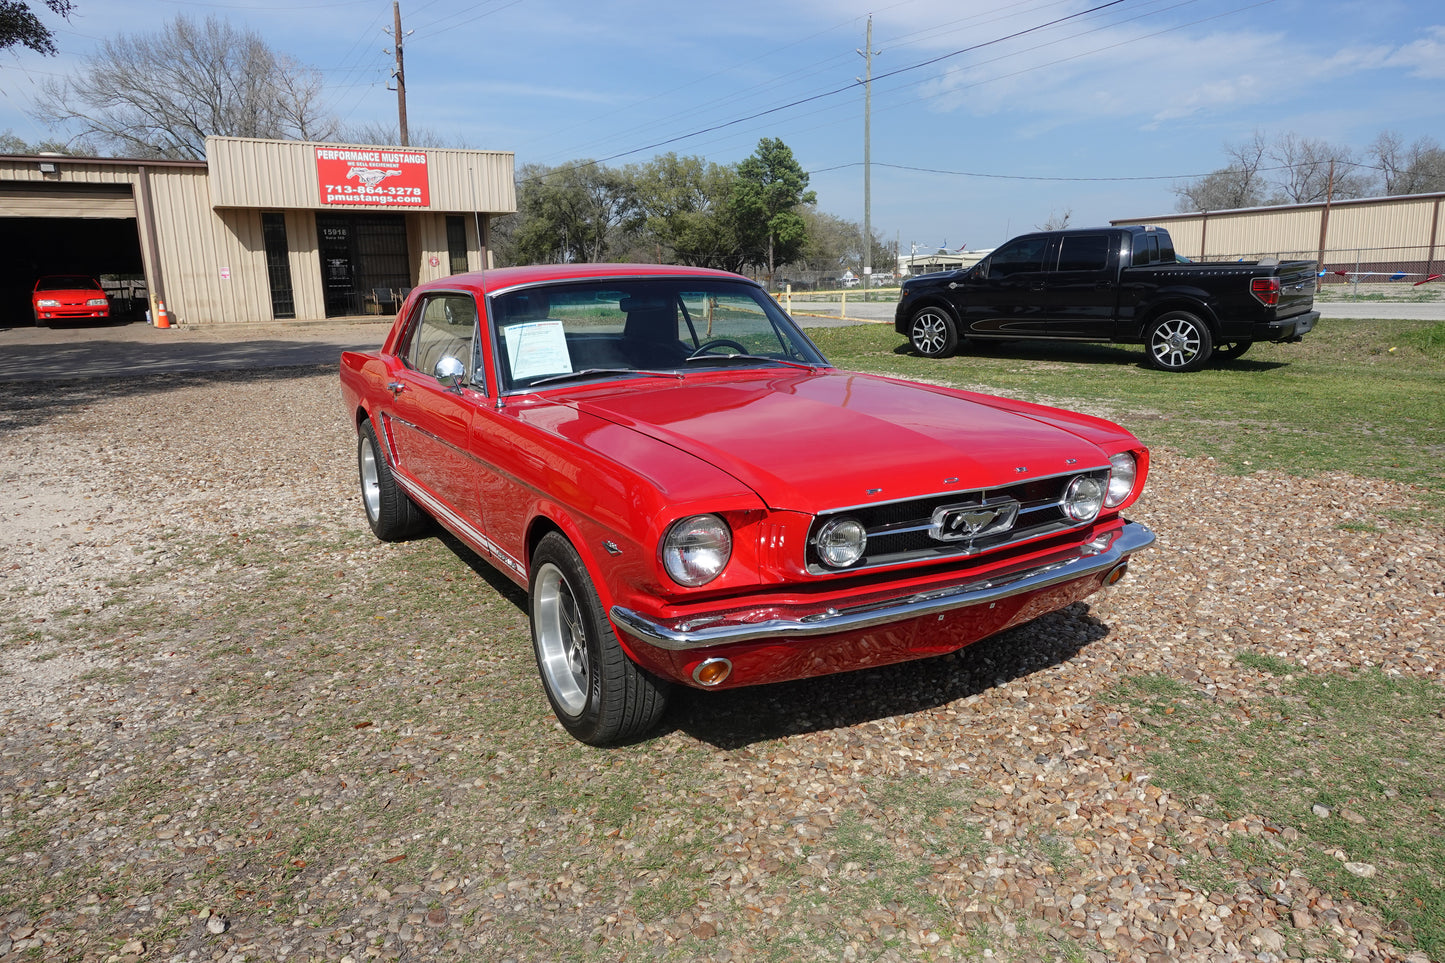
529;532;669;745
908;305;960;358
1146;311;1214;372
357;419;430;541
1216;341;1252;361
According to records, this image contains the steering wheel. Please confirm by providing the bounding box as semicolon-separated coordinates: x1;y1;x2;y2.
690;339;749;357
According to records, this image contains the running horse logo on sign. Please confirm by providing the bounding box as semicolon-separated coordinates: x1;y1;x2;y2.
348;166;402;189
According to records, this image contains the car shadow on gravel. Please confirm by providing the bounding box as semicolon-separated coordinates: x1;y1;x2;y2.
0;364;339;432
671;603;1112;749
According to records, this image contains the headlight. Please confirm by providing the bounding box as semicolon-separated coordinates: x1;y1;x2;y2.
1105;452;1137;508
1063;474;1105;522
37;299;60;307
662;514;731;586
815;517;867;568
86;298;107;306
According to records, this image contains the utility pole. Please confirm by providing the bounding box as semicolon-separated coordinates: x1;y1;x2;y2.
858;16;879;280
387;1;410;146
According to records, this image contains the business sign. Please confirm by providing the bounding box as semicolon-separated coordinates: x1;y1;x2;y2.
315;147;430;207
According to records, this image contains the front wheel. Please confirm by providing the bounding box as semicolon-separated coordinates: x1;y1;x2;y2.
1146;311;1214;372
908;306;960;358
530;532;669;745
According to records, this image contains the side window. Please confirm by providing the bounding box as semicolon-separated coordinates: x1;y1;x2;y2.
1055;234;1112;272
987;237;1048;278
404;293;479;384
1131;233;1159;266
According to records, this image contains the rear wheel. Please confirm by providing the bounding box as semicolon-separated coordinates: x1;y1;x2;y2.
357;419;430;541
1146;311;1213;372
530;532;669;745
908;305;960;358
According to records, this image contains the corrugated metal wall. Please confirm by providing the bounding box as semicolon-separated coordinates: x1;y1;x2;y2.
1114;193;1445;263
206;136;516;214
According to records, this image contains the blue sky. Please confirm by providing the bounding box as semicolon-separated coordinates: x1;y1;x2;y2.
3;0;1443;253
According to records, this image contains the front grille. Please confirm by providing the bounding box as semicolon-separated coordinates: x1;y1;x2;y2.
805;468;1110;574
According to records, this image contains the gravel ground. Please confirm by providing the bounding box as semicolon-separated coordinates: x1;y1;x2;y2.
1;363;1441;963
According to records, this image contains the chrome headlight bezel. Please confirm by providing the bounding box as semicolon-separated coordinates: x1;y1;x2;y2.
1063;474;1105;523
1105;452;1137;508
661;514;732;587
814;516;868;568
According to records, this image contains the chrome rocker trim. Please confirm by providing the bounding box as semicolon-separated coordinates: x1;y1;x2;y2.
610;521;1155;652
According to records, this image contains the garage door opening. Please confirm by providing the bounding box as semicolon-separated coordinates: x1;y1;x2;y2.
0;215;147;327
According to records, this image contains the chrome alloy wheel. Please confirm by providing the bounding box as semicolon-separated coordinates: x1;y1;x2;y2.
911;309;950;355
359;435;383;522
533;561;590;716
1150;317;1202;369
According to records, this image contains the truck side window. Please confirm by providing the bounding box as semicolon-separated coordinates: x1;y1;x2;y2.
1131;233;1159;266
1056;234;1111;272
987;237;1047;278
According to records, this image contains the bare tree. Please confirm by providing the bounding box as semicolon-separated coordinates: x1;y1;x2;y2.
1174;132;1269;212
31;15;337;159
1368;131;1445;195
1036;208;1072;231
1267;134;1369;204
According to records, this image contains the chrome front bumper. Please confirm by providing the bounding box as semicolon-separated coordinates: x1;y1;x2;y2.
610;521;1156;651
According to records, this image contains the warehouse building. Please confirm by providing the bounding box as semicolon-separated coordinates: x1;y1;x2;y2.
0;136;516;326
1112;191;1444;283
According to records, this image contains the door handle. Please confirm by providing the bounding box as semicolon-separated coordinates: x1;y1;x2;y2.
387;381;406;398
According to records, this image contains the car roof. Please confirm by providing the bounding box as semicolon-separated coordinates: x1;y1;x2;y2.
422;263;751;296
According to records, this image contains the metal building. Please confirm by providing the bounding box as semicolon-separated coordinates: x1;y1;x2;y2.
0;136;516;326
1112;192;1444;283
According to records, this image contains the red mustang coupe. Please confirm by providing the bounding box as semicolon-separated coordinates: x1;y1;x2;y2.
32;274;110;324
340;264;1154;744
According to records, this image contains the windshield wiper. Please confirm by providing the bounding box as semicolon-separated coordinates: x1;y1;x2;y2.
683;351;817;370
526;368;684;389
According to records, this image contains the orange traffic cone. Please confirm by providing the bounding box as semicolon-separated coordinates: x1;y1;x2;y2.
156;300;172;328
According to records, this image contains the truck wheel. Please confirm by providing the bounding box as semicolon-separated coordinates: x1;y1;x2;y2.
1146;311;1213;372
1216;341;1252;361
908;306;959;358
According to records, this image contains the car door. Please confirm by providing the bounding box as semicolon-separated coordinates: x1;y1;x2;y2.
952;234;1053;337
381;291;485;528
1038;232;1120;338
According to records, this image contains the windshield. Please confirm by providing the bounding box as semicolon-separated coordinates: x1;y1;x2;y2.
489;277;828;392
36;276;99;291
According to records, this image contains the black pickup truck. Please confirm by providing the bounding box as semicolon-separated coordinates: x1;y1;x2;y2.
895;225;1319;371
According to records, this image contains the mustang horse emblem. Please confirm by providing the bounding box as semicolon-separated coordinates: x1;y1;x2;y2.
929;499;1021;542
347;166;403;189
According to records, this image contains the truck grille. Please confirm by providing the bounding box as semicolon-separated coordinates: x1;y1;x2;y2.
806;468;1111;574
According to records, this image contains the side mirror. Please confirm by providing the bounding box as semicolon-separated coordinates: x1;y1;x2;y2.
434;355;466;389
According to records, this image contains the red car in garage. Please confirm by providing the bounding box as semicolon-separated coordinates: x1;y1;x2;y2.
339;263;1154;744
32;275;110;324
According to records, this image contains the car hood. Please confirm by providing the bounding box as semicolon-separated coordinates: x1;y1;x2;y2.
565;370;1119;513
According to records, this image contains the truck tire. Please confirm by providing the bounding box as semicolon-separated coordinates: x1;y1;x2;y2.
908;305;960;358
1146;311;1213;372
1216;341;1252;361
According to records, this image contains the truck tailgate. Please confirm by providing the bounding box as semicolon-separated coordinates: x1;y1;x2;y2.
1276;261;1318;317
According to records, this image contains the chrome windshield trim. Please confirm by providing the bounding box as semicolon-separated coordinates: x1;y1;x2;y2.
610;521;1155;651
